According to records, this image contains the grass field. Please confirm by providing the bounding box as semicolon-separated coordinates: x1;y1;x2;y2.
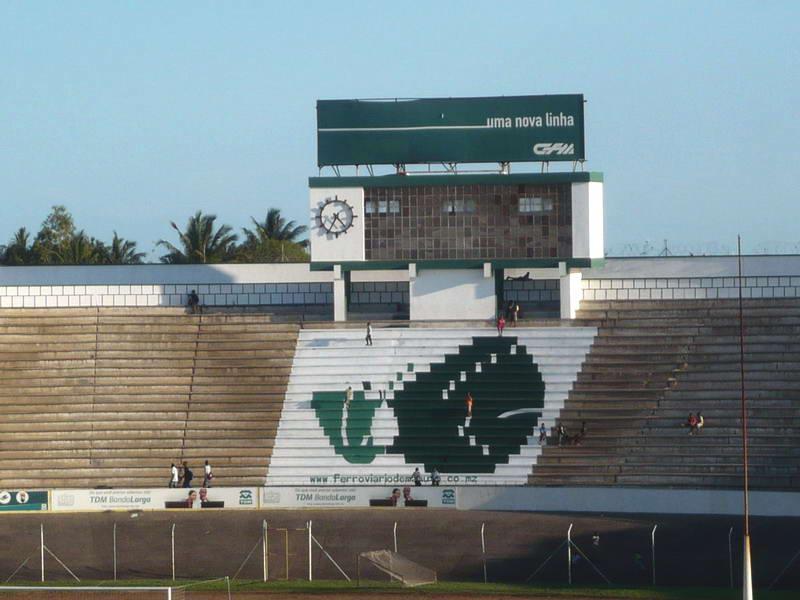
1;580;794;600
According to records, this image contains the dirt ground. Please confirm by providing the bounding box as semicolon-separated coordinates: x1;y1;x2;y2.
0;509;797;590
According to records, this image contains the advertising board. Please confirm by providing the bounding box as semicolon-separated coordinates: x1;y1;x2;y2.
51;488;258;511
0;490;48;512
317;94;584;166
260;486;457;509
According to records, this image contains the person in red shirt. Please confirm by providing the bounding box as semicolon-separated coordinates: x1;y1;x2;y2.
465;392;474;417
497;315;506;336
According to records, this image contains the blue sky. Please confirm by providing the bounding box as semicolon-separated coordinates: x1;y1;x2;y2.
1;1;798;258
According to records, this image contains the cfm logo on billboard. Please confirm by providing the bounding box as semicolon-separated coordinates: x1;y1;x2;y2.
533;143;575;156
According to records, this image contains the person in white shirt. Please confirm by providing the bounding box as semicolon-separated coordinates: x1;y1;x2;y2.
203;460;213;487
169;463;179;488
365;322;373;346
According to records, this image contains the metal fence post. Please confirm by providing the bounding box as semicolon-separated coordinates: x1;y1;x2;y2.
40;523;45;582
262;520;268;582
307;521;312;581
728;527;734;588
481;522;487;584
113;522;117;581
393;522;397;553
567;523;573;585
171;523;176;581
651;524;658;586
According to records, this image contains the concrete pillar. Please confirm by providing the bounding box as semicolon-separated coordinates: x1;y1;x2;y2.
333;265;347;322
560;269;583;320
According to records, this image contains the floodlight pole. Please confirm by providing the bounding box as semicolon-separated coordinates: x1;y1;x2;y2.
737;235;753;600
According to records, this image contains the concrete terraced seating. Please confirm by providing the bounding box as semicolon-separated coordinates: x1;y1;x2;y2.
266;325;596;486
529;298;800;490
0;308;298;489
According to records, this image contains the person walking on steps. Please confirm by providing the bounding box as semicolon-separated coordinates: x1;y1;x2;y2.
169;463;179;488
431;468;441;486
203;460;213;487
497;314;506;336
412;467;422;487
465;392;474;418
181;462;194;488
365;322;373;346
345;385;353;409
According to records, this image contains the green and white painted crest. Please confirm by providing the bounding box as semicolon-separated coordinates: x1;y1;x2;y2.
267;327;595;486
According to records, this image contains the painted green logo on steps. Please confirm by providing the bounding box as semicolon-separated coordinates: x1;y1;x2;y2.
310;336;545;471
311;391;384;463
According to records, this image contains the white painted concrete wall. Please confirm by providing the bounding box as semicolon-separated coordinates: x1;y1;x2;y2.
410;268;496;320
571;181;604;259
560;271;583;319
0;263;333;308
581;256;800;301
457;486;800;517
309;187;365;262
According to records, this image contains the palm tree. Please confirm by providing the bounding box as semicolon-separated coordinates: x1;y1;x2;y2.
158;211;238;264
1;227;34;265
107;232;145;265
51;231;105;265
243;208;308;247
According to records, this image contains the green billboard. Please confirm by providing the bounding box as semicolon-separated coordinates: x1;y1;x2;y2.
317;94;585;167
0;490;48;511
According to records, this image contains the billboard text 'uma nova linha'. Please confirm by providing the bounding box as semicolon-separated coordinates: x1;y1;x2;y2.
317;94;585;167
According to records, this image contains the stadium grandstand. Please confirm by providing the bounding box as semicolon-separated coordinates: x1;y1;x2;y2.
1;95;798;592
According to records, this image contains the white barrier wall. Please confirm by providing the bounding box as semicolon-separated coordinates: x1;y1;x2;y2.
261;486;457;508
409;268;496;320
0;264;333;308
582;256;800;301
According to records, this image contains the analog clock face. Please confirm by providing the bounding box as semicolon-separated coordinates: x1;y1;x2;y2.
317;196;355;238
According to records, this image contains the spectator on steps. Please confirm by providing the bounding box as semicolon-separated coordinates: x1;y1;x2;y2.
465;392;474;418
431;468;441;486
169;463;179;488
412;467;422;486
345;386;353;409
497;315;506;336
203;460;213;487
187;290;201;314
685;413;698;435
696;412;704;433
181;462;194;488
572;421;587;446
511;302;520;326
365;322;373;346
538;422;547;445
557;423;567;447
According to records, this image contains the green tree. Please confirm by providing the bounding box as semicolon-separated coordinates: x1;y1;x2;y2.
235;238;309;263
157;211;238;264
243;208;308;247
1;227;37;265
106;231;145;265
31;205;76;263
50;231;107;265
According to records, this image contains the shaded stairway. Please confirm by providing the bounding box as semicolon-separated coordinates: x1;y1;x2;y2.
0;308;298;488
